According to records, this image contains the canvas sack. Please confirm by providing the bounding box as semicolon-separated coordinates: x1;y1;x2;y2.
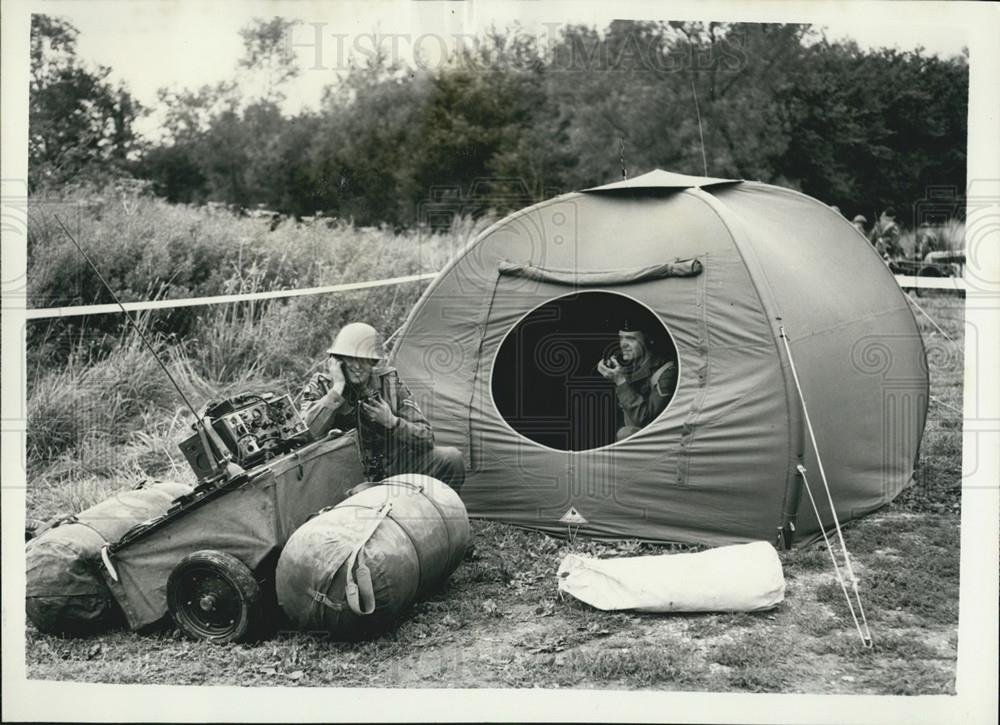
557;540;785;612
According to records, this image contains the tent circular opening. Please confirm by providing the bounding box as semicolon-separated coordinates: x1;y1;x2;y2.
491;290;679;452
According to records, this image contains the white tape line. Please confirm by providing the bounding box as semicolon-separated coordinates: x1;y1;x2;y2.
893;274;967;291
25;272;440;320
23;269;959;320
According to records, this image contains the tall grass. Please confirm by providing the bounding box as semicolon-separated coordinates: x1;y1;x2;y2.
25;187;488;515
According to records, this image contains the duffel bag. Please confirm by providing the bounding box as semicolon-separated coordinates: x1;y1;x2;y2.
26;481;192;635
276;474;469;639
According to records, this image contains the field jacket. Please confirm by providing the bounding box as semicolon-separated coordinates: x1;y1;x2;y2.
614;354;678;429
303;366;434;478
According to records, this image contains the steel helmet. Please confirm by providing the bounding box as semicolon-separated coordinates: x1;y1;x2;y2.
853;214;868;224
326;322;385;360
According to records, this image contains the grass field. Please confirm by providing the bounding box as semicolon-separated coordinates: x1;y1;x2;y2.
22;193;965;693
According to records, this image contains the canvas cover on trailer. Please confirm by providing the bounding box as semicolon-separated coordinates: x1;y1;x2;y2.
103;432;365;630
390;169;928;546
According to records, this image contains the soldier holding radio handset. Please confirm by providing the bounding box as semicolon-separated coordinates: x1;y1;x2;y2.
301;322;465;492
597;320;677;441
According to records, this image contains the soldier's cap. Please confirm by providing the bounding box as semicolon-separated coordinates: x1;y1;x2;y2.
853;214;868;223
619;319;653;337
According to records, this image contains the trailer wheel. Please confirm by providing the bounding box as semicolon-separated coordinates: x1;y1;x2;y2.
167;550;261;643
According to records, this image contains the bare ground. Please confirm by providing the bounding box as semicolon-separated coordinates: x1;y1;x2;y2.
25;510;959;694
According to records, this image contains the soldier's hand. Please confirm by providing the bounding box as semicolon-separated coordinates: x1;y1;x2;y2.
597;358;626;385
326;355;347;392
361;396;398;429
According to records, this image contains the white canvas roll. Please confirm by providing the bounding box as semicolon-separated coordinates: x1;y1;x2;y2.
557;540;785;612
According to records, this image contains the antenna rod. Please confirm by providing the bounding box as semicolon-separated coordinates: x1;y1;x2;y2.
691;79;708;177
53;214;204;426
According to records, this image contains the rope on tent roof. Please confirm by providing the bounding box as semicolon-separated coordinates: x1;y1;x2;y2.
904;291;957;344
779;326;874;648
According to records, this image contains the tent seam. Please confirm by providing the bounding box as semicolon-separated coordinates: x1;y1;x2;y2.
466;268;503;470
787;304;914;342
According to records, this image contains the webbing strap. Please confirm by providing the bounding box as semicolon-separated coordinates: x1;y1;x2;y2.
780;326;873;648
309;588;344;611
345;502;393;616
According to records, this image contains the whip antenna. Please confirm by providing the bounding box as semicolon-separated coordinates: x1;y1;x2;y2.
53;215;205;427
691;79;708;177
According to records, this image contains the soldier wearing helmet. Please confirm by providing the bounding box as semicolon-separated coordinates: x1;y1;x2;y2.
302;322;465;492
596;320;678;441
869;208;902;260
851;214;868;236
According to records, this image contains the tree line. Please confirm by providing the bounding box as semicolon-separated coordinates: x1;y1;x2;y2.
30;16;968;228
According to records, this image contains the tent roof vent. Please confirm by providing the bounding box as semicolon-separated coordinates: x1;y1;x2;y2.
583;168;738;192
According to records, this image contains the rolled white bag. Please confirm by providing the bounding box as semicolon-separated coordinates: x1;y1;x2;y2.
557;541;785;612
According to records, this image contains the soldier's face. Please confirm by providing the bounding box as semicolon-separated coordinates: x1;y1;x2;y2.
341;355;376;385
618;331;647;362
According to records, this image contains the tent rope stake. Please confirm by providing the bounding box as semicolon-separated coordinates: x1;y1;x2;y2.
779;326;873;647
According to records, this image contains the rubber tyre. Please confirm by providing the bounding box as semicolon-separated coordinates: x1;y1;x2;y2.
167;550;262;644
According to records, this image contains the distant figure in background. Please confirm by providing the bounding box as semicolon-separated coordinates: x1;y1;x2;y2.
596;320;678;441
830;205;842;216
869;208;902;259
851;214;868;237
916;222;943;260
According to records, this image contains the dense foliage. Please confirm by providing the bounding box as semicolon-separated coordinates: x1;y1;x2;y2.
30;17;968;228
29;16;142;190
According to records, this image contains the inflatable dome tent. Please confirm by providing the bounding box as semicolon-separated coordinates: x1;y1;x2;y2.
391;170;928;547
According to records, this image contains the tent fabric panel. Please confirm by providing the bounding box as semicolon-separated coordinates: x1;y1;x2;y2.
789;310;927;540
709;183;926;538
712;184;914;339
456;235;788;542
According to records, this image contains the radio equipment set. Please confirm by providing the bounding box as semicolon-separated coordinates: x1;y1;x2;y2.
178;393;312;482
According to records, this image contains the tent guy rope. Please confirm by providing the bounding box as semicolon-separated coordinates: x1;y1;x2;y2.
797;464;872;647
779;326;873;647
904;292;957;343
